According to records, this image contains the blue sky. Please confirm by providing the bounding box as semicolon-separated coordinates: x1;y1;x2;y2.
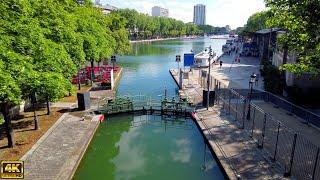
99;0;266;28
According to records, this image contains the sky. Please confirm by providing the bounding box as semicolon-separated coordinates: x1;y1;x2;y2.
99;0;266;28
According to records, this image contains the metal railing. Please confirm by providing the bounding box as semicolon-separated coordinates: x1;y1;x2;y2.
215;87;320;180
231;89;320;128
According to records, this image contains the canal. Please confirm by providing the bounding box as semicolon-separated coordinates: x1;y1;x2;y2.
73;38;226;180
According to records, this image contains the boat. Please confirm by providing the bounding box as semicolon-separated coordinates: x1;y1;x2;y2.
210;35;229;39
193;50;218;67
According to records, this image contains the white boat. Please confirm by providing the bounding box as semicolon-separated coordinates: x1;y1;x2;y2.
210;35;229;39
193;51;218;67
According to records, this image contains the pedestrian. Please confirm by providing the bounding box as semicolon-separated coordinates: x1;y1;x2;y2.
255;73;259;86
219;60;223;69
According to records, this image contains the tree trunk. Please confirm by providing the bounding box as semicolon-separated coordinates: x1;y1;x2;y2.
1;105;14;148
78;67;81;90
91;60;94;85
46;96;50;115
32;93;39;130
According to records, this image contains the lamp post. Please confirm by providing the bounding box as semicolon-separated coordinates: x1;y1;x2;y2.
246;73;256;120
176;55;181;89
206;46;213;110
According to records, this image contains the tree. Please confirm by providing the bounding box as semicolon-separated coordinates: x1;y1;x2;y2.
0;0;131;147
39;73;70;115
265;0;320;74
241;10;272;35
0;71;21;148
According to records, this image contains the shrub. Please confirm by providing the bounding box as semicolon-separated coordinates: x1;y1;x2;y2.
261;61;284;94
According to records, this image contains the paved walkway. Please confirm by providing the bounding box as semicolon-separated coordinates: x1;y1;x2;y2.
211;52;264;90
254;101;320;147
170;70;284;179
21;112;100;180
194;107;285;179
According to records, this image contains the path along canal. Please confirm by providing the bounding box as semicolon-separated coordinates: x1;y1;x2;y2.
73;38;227;180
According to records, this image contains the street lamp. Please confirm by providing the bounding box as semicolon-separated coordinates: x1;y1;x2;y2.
246;73;256;120
176;55;181;89
206;46;213;110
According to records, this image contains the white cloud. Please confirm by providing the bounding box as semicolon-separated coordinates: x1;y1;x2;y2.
101;0;266;28
170;138;192;163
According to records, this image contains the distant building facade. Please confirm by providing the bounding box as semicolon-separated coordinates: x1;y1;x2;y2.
193;4;206;25
93;0;117;15
151;6;169;17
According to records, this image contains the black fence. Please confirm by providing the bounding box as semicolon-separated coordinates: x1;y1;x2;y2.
232;89;320;128
215;87;320;180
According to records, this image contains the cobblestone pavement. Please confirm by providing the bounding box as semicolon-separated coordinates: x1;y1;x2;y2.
20;113;99;180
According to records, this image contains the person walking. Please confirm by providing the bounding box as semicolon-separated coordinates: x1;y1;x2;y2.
219;60;223;69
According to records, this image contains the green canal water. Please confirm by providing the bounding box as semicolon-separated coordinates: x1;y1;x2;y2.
74;38;227;180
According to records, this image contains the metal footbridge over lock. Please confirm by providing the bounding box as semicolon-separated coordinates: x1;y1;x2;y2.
98;94;194;117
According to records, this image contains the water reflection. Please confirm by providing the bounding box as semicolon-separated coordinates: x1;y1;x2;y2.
74;38;226;180
130;41;174;56
74;114;225;180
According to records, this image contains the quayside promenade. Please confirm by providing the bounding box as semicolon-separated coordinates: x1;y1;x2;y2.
169;53;320;179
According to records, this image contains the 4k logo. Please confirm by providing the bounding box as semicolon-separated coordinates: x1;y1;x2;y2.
1;160;24;179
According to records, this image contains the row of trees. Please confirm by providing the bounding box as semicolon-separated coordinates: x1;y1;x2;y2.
0;0;130;147
115;9;202;39
239;0;319;74
239;10;272;36
265;0;320;74
114;9;235;39
198;25;231;35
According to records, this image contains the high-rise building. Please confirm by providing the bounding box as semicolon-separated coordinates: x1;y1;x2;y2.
151;6;169;17
193;4;206;25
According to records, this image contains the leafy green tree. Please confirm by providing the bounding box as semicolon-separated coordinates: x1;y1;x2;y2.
39;73;71;115
265;0;320;74
0;0;130;147
0;70;21;148
241;10;272;35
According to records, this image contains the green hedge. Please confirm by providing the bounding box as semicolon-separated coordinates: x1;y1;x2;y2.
260;61;284;94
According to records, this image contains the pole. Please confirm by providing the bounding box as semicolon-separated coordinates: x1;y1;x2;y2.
246;82;253;120
78;66;81;90
273;122;281;161
207;58;211;110
267;28;272;61
206;46;212;110
284;133;297;177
